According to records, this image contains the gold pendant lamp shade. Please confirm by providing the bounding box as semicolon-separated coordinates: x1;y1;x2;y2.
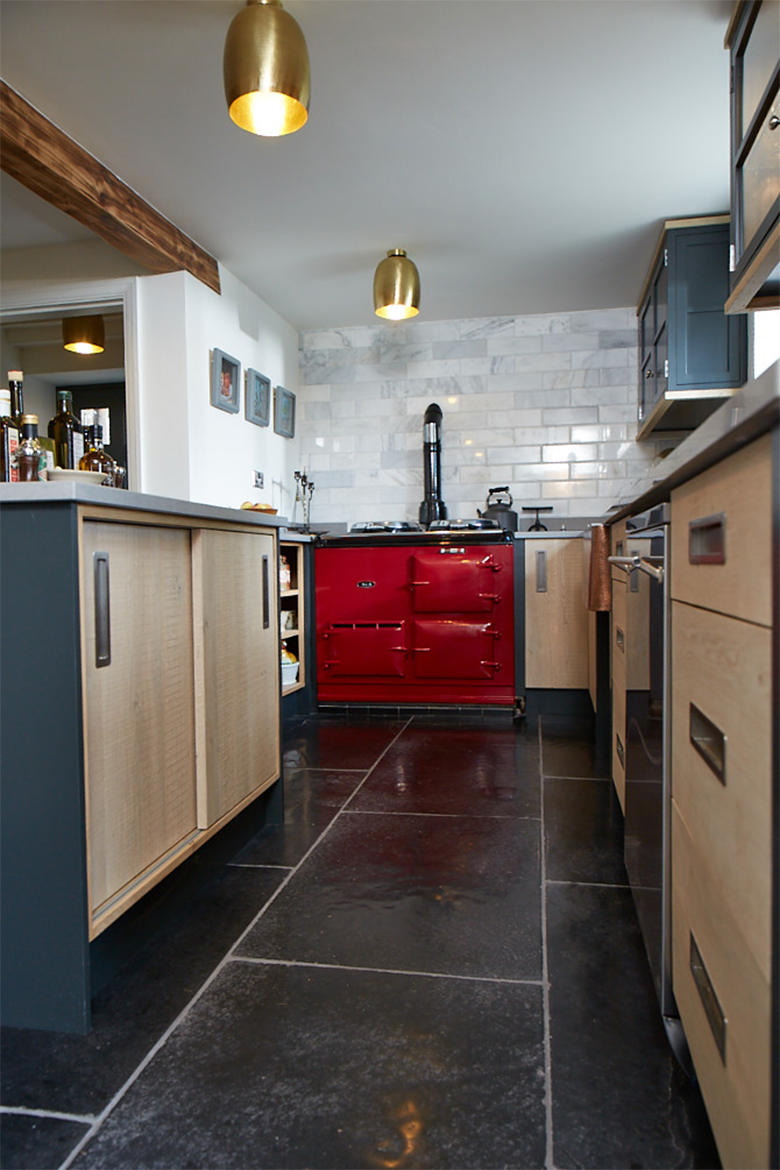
63;314;105;355
224;0;310;137
373;249;421;321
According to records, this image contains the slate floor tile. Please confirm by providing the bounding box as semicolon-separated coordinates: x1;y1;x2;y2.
541;714;610;779
1;867;285;1117
546;882;719;1169
282;718;408;771
1;1113;91;1170
237;811;543;981
74;962;547;1170
544;776;628;886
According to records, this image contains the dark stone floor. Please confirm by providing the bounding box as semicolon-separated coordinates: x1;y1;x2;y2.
1;713;720;1169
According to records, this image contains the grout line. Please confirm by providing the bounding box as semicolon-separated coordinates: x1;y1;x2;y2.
539;715;555;1170
1;1105;97;1125
226;862;294;870
543;773;611;783
340;808;541;821
58;717;415;1170
547;879;631;889
230;954;544;988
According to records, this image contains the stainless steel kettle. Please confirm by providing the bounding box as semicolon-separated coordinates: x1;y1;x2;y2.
478;486;518;531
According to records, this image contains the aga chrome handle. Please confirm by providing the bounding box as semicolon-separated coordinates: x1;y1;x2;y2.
536;550;547;592
93;551;111;668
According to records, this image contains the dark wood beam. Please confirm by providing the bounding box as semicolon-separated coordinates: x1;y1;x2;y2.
0;80;221;295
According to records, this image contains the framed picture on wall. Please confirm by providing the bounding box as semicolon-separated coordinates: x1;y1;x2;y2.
210;348;241;413
245;369;271;426
274;386;296;439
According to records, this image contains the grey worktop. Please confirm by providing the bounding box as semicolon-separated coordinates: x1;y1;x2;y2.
605;359;779;524
0;481;291;530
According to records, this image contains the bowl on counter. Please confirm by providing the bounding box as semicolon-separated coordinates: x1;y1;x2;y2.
47;469;110;484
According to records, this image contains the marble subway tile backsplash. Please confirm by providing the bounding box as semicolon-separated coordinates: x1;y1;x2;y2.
298;308;676;527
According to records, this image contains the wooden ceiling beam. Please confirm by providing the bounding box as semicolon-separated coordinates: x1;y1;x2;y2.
0;80;221;295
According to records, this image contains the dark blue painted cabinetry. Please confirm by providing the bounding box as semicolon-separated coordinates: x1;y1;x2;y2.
637;219;747;439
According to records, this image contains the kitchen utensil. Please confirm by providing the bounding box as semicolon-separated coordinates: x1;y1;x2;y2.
478;487;518;531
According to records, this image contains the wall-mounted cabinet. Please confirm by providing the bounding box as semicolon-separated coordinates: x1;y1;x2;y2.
725;0;780;313
636;218;747;440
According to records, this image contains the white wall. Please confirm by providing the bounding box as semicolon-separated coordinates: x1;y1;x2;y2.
135;268;301;513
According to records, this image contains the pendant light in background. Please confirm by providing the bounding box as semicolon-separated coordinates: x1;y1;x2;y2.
373;249;420;320
224;0;310;137
62;315;105;355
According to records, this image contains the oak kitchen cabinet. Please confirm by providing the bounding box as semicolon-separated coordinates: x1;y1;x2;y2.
637;217;748;440
0;489;281;1033
669;433;776;1169
524;536;590;692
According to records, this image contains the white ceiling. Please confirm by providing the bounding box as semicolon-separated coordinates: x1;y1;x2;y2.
0;0;735;332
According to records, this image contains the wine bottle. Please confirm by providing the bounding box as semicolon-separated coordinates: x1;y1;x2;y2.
48;389;84;468
17;415;45;482
8;370;24;429
78;423;116;485
0;389;20;482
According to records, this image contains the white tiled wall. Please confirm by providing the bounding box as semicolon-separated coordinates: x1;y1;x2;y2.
297;307;676;527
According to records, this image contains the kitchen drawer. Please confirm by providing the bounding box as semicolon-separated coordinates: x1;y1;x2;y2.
671;803;771;1169
670;434;772;626
671;601;772;977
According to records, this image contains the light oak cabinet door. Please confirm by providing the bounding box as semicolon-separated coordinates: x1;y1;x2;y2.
82;521;197;924
193;528;280;827
525;538;589;689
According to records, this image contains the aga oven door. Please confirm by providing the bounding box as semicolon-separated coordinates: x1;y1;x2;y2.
409;547;507;613
411;619;505;680
321;621;407;677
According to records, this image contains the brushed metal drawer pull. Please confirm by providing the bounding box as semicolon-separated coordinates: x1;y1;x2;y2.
93;551;111;668
616;626;625;653
616;733;624;767
689;513;726;564
690;702;726;785
690;933;727;1063
262;555;269;629
536;550;547;593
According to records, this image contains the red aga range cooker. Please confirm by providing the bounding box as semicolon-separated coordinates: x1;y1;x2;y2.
315;521;516;706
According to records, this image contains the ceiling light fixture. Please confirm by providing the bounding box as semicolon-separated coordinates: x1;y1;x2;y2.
62;315;105;355
223;0;310;137
373;249;420;321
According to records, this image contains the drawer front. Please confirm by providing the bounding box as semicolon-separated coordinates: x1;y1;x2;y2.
670;434;772;626
671;602;772;977
671;804;771;1169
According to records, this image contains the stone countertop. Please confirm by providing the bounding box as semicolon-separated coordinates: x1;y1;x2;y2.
0;482;291;529
605;360;779;524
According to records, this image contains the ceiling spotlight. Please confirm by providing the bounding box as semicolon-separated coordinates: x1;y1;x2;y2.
373;249;420;321
224;0;310;137
63;315;105;355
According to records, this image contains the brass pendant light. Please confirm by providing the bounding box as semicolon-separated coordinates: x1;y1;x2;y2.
224;0;310;137
373;249;421;320
63;314;105;355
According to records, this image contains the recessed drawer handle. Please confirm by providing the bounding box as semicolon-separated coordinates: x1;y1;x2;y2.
262;555;270;629
93;551;111;668
690;933;727;1064
616;626;625;653
690;702;726;785
689;513;726;564
536;550;547;592
616;733;624;767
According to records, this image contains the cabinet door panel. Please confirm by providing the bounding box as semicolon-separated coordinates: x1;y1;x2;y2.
194;529;280;827
82;522;197;917
525;539;588;688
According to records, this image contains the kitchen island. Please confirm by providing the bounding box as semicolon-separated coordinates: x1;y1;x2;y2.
0;485;287;1033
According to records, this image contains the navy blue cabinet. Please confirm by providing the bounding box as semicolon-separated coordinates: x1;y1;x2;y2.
637;218;747;439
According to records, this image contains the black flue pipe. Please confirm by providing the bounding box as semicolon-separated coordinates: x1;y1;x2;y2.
418;402;447;526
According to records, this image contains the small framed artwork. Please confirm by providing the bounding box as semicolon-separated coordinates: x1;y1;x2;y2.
211;348;241;413
245;369;271;427
274;386;296;439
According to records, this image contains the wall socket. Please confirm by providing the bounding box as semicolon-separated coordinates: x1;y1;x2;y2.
253;470;264;488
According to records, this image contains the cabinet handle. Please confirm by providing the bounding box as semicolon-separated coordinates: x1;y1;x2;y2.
689;513;726;564
262;555;269;630
93;551;111;668
616;626;625;653
690;702;726;784
770;115;780;131
616;733;625;768
690;933;726;1063
535;550;547;592
645;368;653;379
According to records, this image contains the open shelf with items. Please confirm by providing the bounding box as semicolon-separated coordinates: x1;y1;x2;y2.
280;541;305;694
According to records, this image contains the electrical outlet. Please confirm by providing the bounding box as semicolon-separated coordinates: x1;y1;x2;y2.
253;470;264;488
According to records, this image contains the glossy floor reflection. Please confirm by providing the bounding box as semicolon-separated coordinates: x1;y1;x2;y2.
1;713;720;1170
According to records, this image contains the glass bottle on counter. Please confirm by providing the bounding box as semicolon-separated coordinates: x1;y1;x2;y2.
48;389;84;468
17;414;45;482
78;424;116;485
8;370;24;429
0;389;19;481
